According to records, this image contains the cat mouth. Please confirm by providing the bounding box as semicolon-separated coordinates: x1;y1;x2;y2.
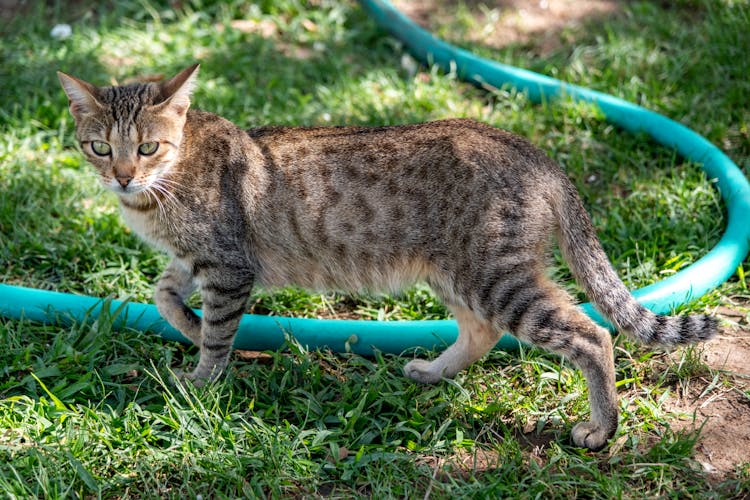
107;179;147;196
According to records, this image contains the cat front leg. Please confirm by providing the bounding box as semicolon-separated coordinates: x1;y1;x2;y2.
180;272;254;383
155;259;202;345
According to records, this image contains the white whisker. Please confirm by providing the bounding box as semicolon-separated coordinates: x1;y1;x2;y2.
151;187;168;219
152;180;180;211
144;186;165;222
148;179;181;234
155;176;188;192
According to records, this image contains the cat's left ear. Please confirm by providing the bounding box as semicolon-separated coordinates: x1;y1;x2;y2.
159;64;199;116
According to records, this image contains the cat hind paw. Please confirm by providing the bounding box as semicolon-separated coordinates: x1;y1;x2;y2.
403;359;443;384
571;421;615;451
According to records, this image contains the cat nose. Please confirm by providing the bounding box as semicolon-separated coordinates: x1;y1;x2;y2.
116;175;133;188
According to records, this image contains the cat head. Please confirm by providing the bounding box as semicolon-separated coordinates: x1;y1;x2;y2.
57;64;199;196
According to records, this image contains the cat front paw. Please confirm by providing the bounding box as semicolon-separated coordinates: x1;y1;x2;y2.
404;359;443;384
571;421;614;451
170;367;208;387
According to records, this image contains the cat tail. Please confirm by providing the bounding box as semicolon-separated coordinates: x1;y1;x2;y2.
553;178;718;346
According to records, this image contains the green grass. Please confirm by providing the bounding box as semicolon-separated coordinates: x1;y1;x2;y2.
1;0;749;497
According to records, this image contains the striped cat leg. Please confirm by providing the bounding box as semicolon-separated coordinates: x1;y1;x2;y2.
183;277;253;382
154;259;201;345
504;282;619;451
404;304;499;384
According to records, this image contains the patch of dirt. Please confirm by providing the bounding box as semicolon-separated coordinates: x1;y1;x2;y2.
663;327;750;479
0;0;26;21
393;0;622;55
420;446;504;482
701;328;750;376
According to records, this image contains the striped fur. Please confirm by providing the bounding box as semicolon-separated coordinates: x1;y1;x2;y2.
59;66;717;450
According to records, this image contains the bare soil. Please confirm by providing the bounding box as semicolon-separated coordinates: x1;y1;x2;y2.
663;326;750;479
393;0;622;55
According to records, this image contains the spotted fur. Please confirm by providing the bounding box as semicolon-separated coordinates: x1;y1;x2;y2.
58;65;717;450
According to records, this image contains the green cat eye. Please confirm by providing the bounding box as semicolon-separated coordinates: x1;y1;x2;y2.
91;141;111;156
138;142;159;156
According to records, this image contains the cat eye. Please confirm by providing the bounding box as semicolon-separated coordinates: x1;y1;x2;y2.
91;141;111;156
138;142;159;156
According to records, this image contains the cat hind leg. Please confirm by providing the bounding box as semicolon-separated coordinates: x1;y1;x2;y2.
505;283;619;451
404;304;499;384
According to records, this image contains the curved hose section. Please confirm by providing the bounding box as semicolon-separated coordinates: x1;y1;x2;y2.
1;0;748;355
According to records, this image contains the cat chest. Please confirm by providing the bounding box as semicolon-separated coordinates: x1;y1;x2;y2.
120;206;178;254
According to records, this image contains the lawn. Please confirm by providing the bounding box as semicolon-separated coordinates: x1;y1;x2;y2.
1;0;749;497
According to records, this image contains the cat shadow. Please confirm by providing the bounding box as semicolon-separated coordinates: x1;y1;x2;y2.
512;427;558;452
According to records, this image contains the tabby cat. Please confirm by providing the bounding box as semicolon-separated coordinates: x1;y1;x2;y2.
58;65;716;450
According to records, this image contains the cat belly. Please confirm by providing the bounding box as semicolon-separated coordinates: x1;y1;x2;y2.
255;253;436;294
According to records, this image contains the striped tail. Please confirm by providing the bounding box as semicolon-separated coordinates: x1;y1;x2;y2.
553;178;718;346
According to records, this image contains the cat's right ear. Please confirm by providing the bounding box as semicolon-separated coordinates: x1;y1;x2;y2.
57;72;102;120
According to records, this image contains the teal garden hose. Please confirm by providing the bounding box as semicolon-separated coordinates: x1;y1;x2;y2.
1;0;748;355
